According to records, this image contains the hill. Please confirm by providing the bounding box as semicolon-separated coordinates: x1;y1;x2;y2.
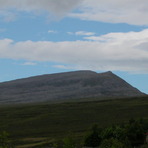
0;96;147;147
0;70;145;104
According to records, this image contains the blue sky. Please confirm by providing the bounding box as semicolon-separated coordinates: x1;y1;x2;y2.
0;0;148;94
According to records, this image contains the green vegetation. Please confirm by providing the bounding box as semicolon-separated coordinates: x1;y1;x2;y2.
84;124;101;147
0;131;13;148
0;96;147;147
83;119;148;148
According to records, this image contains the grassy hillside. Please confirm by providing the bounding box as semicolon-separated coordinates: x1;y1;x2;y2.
0;96;147;147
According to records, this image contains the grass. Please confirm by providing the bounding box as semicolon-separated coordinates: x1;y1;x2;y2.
0;96;147;147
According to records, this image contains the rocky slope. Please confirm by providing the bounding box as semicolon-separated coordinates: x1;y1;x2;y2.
0;70;145;104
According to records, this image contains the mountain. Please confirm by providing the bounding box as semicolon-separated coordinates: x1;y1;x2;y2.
0;70;145;104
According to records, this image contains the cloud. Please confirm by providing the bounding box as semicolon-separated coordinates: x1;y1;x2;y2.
22;62;37;66
1;0;148;25
0;10;17;22
68;31;96;36
84;30;148;42
70;0;148;25
0;0;83;19
0;29;148;73
48;30;57;34
53;65;70;69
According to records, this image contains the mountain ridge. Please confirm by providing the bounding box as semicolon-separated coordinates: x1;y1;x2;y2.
0;70;145;104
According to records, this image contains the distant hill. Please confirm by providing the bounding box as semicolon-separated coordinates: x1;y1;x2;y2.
0;70;145;104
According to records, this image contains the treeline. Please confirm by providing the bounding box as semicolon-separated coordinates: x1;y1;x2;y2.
54;118;148;148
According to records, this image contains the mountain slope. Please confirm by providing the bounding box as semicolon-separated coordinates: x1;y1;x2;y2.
0;70;145;104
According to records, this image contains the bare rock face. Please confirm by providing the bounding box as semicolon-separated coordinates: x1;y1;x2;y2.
0;71;145;104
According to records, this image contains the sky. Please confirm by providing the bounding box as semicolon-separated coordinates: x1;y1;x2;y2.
0;0;148;94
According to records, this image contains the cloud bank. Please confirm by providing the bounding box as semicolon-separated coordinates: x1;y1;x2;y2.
0;0;148;25
70;0;148;25
0;29;148;73
0;0;82;18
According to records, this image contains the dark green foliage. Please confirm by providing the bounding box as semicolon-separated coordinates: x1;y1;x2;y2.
52;137;80;148
101;125;131;147
125;119;146;147
84;124;101;147
84;118;148;148
101;125;127;142
99;138;127;148
140;144;148;148
62;137;76;148
0;131;13;148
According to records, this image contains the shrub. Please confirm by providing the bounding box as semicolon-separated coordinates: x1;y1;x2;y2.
84;124;101;147
0;131;13;148
100;138;129;148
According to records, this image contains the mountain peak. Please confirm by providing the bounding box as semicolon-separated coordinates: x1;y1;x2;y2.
0;70;145;104
105;71;113;74
98;71;113;76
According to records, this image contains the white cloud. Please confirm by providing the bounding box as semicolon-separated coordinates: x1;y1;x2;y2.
53;65;70;69
84;30;148;42
70;0;148;25
22;62;37;66
68;31;96;36
0;29;148;73
48;30;57;34
1;0;148;25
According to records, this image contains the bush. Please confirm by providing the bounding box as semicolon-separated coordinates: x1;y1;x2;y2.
101;126;126;141
140;144;148;148
125;119;146;147
62;137;76;148
84;124;101;147
0;131;13;148
99;138;128;148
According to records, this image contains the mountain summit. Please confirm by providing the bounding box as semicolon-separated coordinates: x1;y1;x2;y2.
0;71;145;104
